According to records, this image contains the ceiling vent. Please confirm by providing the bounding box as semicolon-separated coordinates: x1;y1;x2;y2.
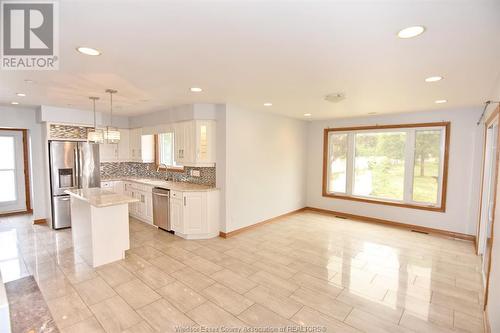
324;93;346;103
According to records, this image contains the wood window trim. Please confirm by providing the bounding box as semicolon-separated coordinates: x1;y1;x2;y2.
153;134;185;173
0;128;32;217
477;105;500;310
322;121;451;212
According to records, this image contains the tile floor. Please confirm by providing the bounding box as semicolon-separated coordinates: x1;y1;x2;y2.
0;211;485;332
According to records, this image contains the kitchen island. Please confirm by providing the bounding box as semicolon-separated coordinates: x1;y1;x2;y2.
65;188;138;268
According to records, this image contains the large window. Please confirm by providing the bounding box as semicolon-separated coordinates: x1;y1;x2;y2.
155;132;183;170
323;122;449;211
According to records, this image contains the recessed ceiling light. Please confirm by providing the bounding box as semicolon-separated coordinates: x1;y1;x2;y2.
190;87;202;92
397;26;425;39
263;103;272;107
11;101;19;105
76;46;101;56
303;113;312;117
16;93;26;97
435;99;448;104
425;76;443;82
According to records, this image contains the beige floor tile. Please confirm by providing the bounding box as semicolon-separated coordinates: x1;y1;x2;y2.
291;272;343;297
290;287;352;321
248;270;299;297
90;295;142;333
238;303;293;327
184;255;224;275
137;298;195;331
217;257;260;277
337;289;403;323
201;283;254;315
244;285;302;319
129;245;164;260
431;291;484;319
224;248;259;264
211;268;257;294
157;280;206;312
74;276;116;306
134;265;176;290
60;316;105;333
288;260;338;281
383;290;454;328
291;306;361;333
252;259;298;279
399;310;456;333
119;253;152;272
187;301;246;327
148;254;186;274
114;278;161;309
454;311;485;333
161;246;196;261
191;245;229;262
96;262;135;287
61;262;98;284
121;320;156;333
170;266;216;291
345;308;413;333
37;276;77;300
47;293;93;329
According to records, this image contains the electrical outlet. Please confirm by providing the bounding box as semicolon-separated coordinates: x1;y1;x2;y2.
190;170;201;177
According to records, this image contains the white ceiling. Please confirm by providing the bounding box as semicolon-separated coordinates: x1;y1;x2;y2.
1;0;500;119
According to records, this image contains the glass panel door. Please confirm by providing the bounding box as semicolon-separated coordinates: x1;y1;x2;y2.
0;130;27;214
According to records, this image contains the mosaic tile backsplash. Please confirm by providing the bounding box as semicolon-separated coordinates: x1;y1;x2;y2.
50;124;91;140
101;162;216;186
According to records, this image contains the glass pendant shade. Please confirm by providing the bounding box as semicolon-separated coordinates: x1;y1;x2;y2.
87;128;104;143
104;127;120;144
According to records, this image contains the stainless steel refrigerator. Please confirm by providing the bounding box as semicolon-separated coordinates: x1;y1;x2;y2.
49;141;100;229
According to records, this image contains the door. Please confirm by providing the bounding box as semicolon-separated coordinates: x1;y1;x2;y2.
170;197;183;232
477;112;499;309
78;142;101;189
0;130;28;214
183;192;206;234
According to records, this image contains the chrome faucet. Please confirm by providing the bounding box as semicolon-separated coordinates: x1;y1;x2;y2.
156;163;167;172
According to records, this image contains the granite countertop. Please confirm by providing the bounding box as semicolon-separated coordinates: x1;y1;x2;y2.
102;177;218;192
65;188;139;207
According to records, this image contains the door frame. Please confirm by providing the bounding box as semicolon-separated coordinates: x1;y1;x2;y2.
476;106;500;309
0;128;32;216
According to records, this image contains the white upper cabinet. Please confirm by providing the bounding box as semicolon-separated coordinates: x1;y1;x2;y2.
129;128;142;162
141;134;155;163
117;129;130;161
174;120;216;167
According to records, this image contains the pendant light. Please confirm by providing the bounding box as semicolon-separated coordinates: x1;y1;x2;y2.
87;96;104;143
103;88;120;144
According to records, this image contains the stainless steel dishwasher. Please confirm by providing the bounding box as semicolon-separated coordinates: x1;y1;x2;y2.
152;187;171;231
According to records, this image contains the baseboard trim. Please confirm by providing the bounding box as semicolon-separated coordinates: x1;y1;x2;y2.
484;308;490;333
219;207;307;238
0;209;33;218
305;207;476;242
33;218;48;225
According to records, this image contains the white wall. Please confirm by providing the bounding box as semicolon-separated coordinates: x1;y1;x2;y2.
128;104;220;128
0;106;47;220
224;105;308;233
306;108;483;235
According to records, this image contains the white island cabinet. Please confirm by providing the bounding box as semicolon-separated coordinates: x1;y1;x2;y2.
170;189;219;239
65;188;138;268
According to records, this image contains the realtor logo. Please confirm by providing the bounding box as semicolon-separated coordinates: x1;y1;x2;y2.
1;1;59;70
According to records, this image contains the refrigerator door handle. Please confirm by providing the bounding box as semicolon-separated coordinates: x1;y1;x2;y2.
74;147;80;188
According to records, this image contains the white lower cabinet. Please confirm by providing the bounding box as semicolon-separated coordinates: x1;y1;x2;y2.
123;181;153;225
170;190;219;239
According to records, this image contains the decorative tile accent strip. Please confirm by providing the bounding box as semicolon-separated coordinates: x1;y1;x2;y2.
49;124;91;140
101;162;216;186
